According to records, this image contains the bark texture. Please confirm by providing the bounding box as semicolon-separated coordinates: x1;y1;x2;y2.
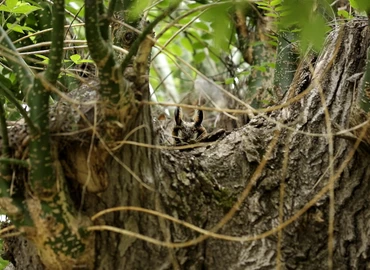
3;19;370;270
87;19;370;269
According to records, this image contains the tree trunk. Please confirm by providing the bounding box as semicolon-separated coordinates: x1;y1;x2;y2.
4;19;370;270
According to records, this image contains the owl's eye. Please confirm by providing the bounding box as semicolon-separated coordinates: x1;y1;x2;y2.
124;32;133;42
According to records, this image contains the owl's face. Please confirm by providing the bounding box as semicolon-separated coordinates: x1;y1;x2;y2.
172;107;206;145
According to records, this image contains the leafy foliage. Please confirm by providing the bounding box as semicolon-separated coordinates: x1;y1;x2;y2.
350;0;370;13
0;0;40;14
0;0;356;109
0;244;9;269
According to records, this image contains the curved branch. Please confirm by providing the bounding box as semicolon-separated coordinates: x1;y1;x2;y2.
44;0;65;84
85;0;121;103
0;81;36;134
84;0;110;66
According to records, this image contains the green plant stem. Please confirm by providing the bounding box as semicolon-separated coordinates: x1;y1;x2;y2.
107;0;117;18
274;31;299;95
26;2;94;262
99;1;110;41
28;0;65;196
85;0;120;103
33;1;52;43
85;0;112;64
44;0;65;84
28;78;55;196
0;81;37;134
0;158;29;168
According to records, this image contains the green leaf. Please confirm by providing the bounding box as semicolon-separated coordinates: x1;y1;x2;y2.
19;25;34;32
6;23;25;34
70;54;81;64
201;33;213;40
258;7;274;12
194;22;209;32
6;0;17;9
265;13;279;18
0;74;12;90
224;78;234;85
301;15;330;52
179;16;193;25
337;10;352;19
254;65;267;72
129;0;151;21
169;44;183;57
271;0;282;6
275;6;289;12
280;0;312;26
193;42;205;50
12;5;41;14
266;33;278;41
0;6;12;12
238;70;251;76
200;3;232;51
9;73;16;83
188;3;202;9
194;51;206;63
180;37;193;52
350;0;370;11
256;1;270;7
267;62;276;68
6;23;34;34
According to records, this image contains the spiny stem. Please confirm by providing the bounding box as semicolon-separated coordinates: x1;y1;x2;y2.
0;81;37;134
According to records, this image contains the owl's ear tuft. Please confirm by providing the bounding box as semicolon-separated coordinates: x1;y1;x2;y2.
194;110;203;126
174;107;183;125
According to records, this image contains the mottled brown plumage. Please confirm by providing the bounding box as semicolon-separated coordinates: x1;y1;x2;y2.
172;107;207;145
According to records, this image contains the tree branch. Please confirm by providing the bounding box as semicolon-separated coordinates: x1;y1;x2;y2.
120;0;181;71
28;0;65;197
44;0;65;84
0;158;29;168
99;1;110;41
274;31;299;95
85;0;121;103
107;0;117;18
85;0;110;63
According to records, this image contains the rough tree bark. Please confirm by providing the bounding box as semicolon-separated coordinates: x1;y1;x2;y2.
3;18;370;270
